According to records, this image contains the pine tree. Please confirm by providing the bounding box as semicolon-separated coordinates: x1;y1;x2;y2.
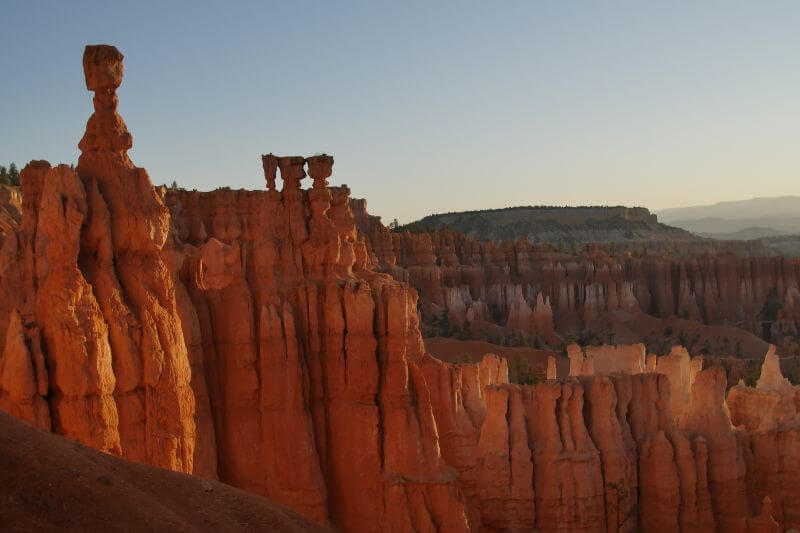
0;166;8;185
8;163;20;186
512;353;529;384
439;309;450;336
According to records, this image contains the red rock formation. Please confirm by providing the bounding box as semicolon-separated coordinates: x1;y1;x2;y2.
80;45;196;470
261;153;278;192
3;44;800;532
0;45;472;531
728;346;799;432
1;160;124;454
0;184;21;243
567;342;647;376
0;309;49;429
418;339;800;531
546;354;557;379
0;47;202;470
655;345;693;420
726;348;800;528
167;179;472;528
352;201;800;355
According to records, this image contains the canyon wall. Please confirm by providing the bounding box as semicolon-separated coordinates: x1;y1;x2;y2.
353;200;800;356
420;344;800;532
1;45;799;532
0;45;468;532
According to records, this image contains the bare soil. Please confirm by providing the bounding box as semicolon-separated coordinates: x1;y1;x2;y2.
0;411;329;532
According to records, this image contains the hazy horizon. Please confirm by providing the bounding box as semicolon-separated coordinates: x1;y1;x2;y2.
2;1;799;223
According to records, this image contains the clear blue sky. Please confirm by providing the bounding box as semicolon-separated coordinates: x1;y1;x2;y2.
2;1;799;223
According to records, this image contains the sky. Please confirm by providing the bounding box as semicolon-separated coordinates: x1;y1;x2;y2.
1;1;799;223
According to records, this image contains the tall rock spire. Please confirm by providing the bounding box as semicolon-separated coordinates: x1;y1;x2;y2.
79;45;132;157
76;44;196;472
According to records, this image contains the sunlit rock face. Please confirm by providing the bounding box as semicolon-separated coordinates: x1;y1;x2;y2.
2;44;800;532
0;184;21;243
0;44;468;532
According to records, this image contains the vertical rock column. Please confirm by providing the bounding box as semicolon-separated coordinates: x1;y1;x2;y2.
30;162;121;453
261;153;279;193
680;366;752;531
0;310;50;429
76;45;195;472
303;155;340;280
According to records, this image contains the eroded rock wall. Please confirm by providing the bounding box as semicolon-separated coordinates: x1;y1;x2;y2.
352;201;800;353
166;179;471;529
2;44;800;532
0;45;468;532
0;184;21;243
422;351;800;532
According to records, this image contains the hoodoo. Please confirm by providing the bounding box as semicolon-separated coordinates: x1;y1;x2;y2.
351;199;800;358
3;44;800;532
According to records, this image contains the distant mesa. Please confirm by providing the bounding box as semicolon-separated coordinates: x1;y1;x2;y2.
398;204;696;245
700;226;790;241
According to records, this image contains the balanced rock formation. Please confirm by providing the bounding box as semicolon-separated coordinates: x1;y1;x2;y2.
0;46;196;470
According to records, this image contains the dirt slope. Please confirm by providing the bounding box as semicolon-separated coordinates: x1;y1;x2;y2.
0;411;329;532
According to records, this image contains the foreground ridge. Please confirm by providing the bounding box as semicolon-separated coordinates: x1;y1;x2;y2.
0;410;329;532
0;44;798;532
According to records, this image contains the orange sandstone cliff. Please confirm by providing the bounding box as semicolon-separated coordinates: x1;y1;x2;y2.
0;184;21;242
0;45;468;531
2;45;800;532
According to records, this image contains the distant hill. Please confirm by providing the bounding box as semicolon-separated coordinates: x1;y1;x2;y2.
760;235;800;256
399;205;697;245
700;227;790;241
657;196;800;236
